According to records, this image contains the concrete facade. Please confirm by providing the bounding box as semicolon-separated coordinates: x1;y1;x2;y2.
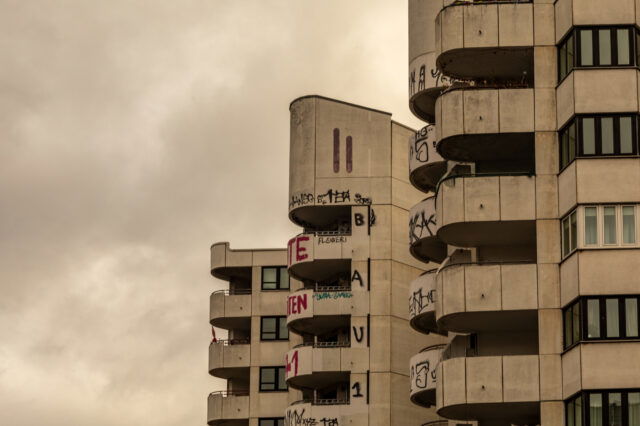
408;0;640;426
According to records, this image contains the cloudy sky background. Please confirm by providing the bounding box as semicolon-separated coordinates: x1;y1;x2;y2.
0;1;421;424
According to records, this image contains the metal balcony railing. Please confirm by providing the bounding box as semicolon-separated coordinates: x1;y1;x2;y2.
211;289;252;296
293;341;351;349
210;338;250;346
291;398;350;406
209;390;250;398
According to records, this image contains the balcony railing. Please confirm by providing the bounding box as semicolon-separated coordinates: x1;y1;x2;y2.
209;390;250;397
294;341;351;349
435;171;533;196
211;289;252;296
291;398;350;406
210;338;250;346
445;0;532;7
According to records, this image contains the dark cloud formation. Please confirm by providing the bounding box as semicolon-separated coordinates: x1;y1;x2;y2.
0;1;420;424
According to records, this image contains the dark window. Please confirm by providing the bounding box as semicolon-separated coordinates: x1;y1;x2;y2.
564;296;640;348
259;419;284;426
261;266;290;290
558;27;637;81
562;210;578;258
567;390;640;426
559;115;639;169
260;316;288;341
259;367;287;392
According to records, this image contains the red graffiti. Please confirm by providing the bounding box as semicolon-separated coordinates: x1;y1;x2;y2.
285;349;299;377
287;235;310;266
287;293;308;315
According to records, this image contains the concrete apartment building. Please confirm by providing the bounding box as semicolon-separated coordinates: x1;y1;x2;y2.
210;0;640;425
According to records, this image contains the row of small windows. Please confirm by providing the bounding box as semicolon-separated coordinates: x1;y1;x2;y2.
566;390;640;426
564;296;640;349
259;366;287;392
261;316;288;341
559;115;639;170
262;266;290;291
559;26;640;81
561;205;638;259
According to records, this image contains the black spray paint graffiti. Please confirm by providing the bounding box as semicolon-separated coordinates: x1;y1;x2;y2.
351;270;364;287
369;209;376;226
409;287;435;317
352;326;365;343
410;360;436;390
351;382;363;398
317;189;350;205
409;125;436;165
409;65;427;96
430;68;452;88
409;210;437;245
290;193;314;209
354;193;371;205
285;409;339;426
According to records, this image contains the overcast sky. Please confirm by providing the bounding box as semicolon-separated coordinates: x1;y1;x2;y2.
0;1;421;425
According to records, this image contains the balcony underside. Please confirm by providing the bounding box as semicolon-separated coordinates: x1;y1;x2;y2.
411;236;447;264
437;220;535;248
411;388;436;408
437;133;534;163
210;316;250;331
410;161;448;193
289;315;349;336
437;47;533;81
410;311;443;335
439;401;539;426
410;87;442;123
289;205;351;230
208;420;248;426
288;371;349;391
438;309;537;334
289;259;350;282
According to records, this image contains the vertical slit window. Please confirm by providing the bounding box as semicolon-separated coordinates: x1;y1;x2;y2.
565;307;573;348
623;206;636;244
601;117;614;154
620;116;634;154
626;298;639;337
588;299;601;338
585;206;598;245
606;298;620;338
590;393;603;426
582;118;596;155
333;128;340;173
346;136;353;173
569;122;577;162
560;38;568;80
567;33;575;74
581;30;594;66
563;216;571;257
604;206;617;244
618;29;631;65
573;302;581;344
571;211;578;252
629;392;640;426
599;29;612;65
610;392;623;426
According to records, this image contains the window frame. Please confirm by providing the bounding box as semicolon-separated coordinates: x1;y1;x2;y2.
562;210;578;259
558;26;638;83
260;316;289;341
563;296;640;349
261;266;290;291
258;366;288;392
566;389;640;426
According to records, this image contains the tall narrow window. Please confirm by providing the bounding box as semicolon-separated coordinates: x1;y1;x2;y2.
576;394;583;426
610;392;623;426
580;30;594;66
585;206;598;245
623;206;636;244
560;38;568;80
601;117;614;154
571;211;578;252
618;29;631;65
563;215;571;257
606;298;620;338
346;136;353;173
582;118;596;155
567;33;575;75
626;298;639;337
590;393;603;426
629;392;640;426
573;302;581;344
599;29;612;65
620;116;634;154
604;206;617;244
569;121;577;161
568;398;576;426
587;299;601;338
565;307;573;348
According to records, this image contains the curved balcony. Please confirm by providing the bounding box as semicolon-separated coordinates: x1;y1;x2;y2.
207;391;250;426
410;344;446;407
285;344;360;390
410;197;447;263
209;289;251;330
287;288;367;336
435;87;534;163
210;242;253;282
435;262;538;333
208;340;250;379
437;355;540;424
287;232;351;282
410;125;447;192
409;270;440;334
435;1;534;81
435;174;536;247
